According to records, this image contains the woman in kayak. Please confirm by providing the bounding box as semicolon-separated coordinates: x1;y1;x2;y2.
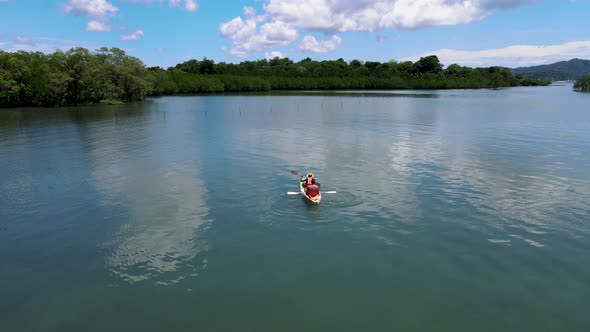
301;172;320;197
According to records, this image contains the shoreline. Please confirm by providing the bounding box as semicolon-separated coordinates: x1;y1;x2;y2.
1;84;558;110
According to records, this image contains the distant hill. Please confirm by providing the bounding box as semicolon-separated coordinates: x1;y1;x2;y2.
513;58;590;81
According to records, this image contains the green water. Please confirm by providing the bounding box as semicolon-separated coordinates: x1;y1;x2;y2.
1;84;589;331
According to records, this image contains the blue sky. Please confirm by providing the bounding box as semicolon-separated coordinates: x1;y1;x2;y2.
1;0;589;68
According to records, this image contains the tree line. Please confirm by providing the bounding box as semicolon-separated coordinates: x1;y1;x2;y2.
1;47;550;108
574;75;590;92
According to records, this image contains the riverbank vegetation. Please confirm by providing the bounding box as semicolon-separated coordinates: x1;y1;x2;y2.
573;75;590;91
1;47;550;108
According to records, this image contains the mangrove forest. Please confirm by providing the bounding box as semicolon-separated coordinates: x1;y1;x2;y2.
574;75;590;92
0;47;550;108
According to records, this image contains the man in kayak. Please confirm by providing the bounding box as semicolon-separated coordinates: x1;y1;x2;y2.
301;172;320;198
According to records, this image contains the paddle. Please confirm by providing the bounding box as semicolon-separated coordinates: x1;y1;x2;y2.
288;170;335;194
291;169;309;188
287;191;336;195
290;169;304;181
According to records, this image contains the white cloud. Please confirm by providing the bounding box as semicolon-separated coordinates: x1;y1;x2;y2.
402;40;590;67
219;17;298;57
263;0;536;33
86;20;111;32
265;51;285;59
261;20;299;43
243;6;256;17
14;36;36;46
185;0;197;11
299;35;342;53
64;0;118;32
155;47;165;53
128;0;198;12
219;0;536;57
120;28;144;41
169;0;198;11
63;0;118;20
220;17;256;41
65;0;197;34
9;36;95;53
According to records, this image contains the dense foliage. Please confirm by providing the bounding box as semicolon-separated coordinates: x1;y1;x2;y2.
1;48;550;108
573;75;590;91
513;58;590;81
150;54;548;95
0;47;155;107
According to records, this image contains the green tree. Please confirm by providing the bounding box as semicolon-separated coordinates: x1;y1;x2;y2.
414;55;443;75
444;64;463;77
350;59;362;68
574;75;590;91
64;47;94;105
0;47;551;108
0;68;20;107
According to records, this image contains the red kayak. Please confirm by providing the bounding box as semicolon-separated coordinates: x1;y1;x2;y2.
300;181;322;204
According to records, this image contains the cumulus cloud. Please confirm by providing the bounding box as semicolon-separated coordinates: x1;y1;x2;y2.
86;20;111;32
219;0;536;57
63;0;118;20
64;0;118;33
64;0;198;33
402;40;590;67
299;35;342;53
120;28;144;41
264;0;537;32
243;6;256;17
219;16;298;57
265;51;286;59
185;0;198;11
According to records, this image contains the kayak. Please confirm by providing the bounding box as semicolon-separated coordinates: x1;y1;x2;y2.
300;181;322;204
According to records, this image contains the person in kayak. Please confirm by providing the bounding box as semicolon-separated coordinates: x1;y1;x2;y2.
301;172;320;197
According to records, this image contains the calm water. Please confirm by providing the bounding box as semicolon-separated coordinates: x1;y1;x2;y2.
1;84;589;331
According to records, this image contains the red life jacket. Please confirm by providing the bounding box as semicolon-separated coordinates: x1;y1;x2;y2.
307;184;319;197
306;177;313;186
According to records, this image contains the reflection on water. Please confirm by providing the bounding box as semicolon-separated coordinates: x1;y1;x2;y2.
246;90;441;98
384;101;590;245
79;101;212;285
1;84;590;331
104;163;210;284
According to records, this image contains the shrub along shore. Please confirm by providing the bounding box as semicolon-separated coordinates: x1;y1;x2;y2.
0;47;550;108
574;75;590;91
